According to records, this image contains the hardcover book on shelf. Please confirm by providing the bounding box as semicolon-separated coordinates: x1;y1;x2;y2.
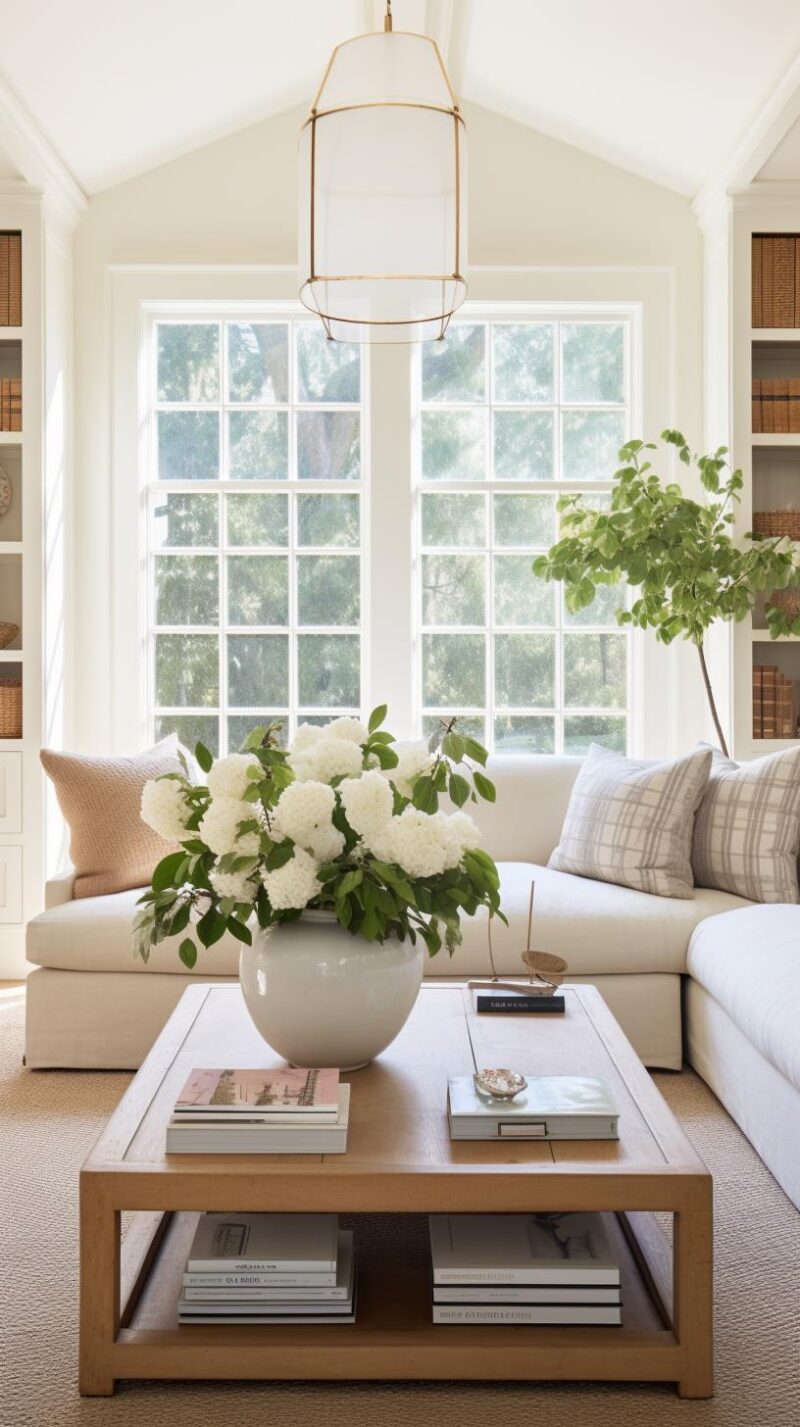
186;1212;339;1275
180;1232;355;1308
166;1083;350;1153
431;1303;621;1325
7;234;21;327
433;1282;621;1304
174;1066;339;1119
447;1075;619;1141
429;1213;620;1287
753;664;763;739
473;988;565;1014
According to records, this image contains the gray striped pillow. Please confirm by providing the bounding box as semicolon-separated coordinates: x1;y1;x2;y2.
548;744;712;899
691;744;800;904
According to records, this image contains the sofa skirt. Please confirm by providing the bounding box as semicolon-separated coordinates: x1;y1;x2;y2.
24;967;683;1072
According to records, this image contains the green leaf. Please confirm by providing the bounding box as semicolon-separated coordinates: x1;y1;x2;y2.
472;771;496;803
442;731;466;762
152;850;189;892
195;741;213;774
463;736;488;767
448;772;470;808
179;938;197;970
411;775;438;813
337;869;363;896
368;703;388;734
197;907;228;948
226;918;252;946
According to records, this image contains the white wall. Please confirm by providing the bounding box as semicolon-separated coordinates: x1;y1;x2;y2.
73;100;706;754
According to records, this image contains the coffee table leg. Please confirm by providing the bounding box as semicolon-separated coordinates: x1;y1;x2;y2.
79;1175;119;1396
673;1180;714;1399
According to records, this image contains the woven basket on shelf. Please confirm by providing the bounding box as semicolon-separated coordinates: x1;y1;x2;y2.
0;679;22;738
753;511;800;539
0;622;19;650
767;588;800;621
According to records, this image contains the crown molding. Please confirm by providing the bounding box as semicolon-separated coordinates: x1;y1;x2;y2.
0;72;86;230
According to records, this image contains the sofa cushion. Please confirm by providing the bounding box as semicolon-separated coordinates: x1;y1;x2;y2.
27;862;751;980
691;744;800;904
548;743;712;898
688;904;800;1092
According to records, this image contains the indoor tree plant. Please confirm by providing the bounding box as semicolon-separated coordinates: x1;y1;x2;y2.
533;431;800;757
136;708;503;1068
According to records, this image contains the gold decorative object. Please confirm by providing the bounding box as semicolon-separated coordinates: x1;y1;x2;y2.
468;880;569;995
473;1069;528;1101
298;0;467;343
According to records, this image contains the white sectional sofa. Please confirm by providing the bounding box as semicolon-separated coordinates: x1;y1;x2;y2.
24;754;800;1206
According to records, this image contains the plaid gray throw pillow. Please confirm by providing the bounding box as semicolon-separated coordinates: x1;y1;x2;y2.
691;744;800;903
549;744;712;899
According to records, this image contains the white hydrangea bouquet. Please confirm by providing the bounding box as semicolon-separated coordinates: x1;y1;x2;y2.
135;706;505;969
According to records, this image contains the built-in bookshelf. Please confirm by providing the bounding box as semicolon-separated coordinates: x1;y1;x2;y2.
731;209;800;756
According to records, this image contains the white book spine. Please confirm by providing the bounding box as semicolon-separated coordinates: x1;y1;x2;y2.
184;1285;348;1301
183;1270;337;1288
433;1285;621;1304
188;1257;336;1274
432;1268;620;1287
432;1304;622;1325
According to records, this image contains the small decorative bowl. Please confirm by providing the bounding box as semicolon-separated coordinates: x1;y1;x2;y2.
473;1069;528;1101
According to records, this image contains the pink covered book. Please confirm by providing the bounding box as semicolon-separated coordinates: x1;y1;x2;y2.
174;1067;340;1116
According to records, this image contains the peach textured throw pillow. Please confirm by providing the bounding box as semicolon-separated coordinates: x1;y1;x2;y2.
40;737;185;899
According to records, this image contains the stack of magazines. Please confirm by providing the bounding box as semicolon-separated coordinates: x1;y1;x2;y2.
166;1067;350;1153
178;1213;357;1324
429;1213;621;1324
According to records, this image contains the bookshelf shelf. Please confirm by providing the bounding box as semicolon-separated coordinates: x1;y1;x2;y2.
751;328;800;341
750;630;800;642
0;650;22;661
0;432;21;446
0;328;21;341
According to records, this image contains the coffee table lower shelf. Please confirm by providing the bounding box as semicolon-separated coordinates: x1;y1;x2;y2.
111;1210;683;1389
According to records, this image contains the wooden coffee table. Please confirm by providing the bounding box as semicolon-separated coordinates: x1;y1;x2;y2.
79;983;712;1398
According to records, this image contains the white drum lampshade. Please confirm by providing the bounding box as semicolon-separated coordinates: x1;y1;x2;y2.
298;16;467;343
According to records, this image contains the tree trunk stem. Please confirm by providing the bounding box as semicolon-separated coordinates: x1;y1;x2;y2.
697;642;729;757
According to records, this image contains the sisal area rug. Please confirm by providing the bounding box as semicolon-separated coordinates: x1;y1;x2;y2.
2;989;799;1427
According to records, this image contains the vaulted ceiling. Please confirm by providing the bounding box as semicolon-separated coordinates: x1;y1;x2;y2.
1;0;800;197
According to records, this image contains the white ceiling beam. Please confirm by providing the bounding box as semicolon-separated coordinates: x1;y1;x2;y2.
0;72;85;229
694;49;800;225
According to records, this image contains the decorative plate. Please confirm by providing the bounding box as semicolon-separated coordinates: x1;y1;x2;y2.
0;465;11;518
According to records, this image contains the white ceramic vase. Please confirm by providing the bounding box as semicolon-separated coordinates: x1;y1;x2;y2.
239;910;425;1070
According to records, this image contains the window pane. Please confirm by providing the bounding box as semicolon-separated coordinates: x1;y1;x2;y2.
156;634;218;706
228;715;287;750
229;411;288;480
152;492;218;548
421;493;485;547
227;556;288;626
298;634;360;706
297;411;360;480
422;633;485;707
155;555;218;626
422;325;486;403
494;714;555;754
562;323;624;404
563;633;626;708
156;713;219;757
297;493;360;547
494;556;553;627
296;324;360;402
228;634;289;707
422;713;486;742
564;714;626;754
493;494;555;548
227;322;288;403
297;555;360;625
563;580;625;627
157;324;219;402
494;411;554;481
561;410;625;482
495;633;555;707
493;324;554;403
158;411;219;481
422;554;485;626
226;493;288;547
422;410;485;481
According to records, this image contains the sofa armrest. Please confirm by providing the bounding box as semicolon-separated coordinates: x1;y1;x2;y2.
45;869;76;910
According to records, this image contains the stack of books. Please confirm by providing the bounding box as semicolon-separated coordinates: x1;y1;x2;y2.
0;378;21;432
178;1213;357;1324
0;233;22;326
752;377;800;433
429;1213;621;1325
753;663;797;738
166;1066;350;1153
447;1074;619;1141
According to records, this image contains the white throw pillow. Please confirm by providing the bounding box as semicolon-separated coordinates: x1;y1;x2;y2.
548;743;712;899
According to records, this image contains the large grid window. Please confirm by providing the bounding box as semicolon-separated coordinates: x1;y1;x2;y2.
148;319;365;754
417;318;632;754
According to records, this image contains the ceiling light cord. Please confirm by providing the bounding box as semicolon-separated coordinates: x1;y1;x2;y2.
385;1;393;33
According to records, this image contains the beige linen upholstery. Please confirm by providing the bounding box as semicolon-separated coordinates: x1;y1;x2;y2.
549;744;712;898
39;738;184;899
692;743;800;903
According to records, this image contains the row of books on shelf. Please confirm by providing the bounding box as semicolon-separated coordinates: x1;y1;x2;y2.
0;233;22;327
177;1212;622;1327
752;234;800;328
752;378;800;433
0;378;21;432
166;1066;620;1154
753;664;798;739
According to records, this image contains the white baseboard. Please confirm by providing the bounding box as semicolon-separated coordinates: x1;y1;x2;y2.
0;930;29;979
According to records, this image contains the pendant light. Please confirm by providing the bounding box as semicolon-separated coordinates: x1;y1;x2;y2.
298;0;467;343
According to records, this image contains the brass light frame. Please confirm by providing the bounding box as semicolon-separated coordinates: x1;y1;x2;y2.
298;12;467;342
